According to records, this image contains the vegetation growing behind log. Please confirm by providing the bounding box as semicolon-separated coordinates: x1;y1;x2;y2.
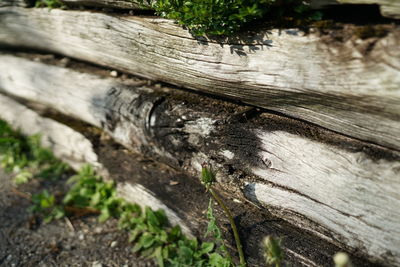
35;0;321;35
150;0;321;35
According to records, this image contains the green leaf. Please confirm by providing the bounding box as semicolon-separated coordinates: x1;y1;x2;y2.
140;233;156;249
155;246;164;267
129;228;143;243
200;242;214;255
99;207;110;222
14;170;33;185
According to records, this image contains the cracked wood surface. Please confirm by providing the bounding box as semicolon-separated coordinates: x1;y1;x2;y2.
0;54;399;265
1;7;400;151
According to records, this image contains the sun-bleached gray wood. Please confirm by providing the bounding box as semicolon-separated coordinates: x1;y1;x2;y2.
1;7;399;151
0;54;399;265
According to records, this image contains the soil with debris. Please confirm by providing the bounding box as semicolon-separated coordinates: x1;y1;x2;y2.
0;169;155;267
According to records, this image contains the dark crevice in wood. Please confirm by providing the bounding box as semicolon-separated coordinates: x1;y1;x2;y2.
318;4;395;24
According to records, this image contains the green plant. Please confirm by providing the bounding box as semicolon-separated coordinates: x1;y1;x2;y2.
201;163;246;266
152;0;274;36
0;120;69;184
262;236;284;267
1;120;235;266
151;0;321;36
35;0;65;8
204;198;232;266
63;165;122;222
30;189;65;223
63;165;235;266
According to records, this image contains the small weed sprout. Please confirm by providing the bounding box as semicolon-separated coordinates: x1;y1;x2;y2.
205;198;233;266
263;236;284;267
201;162;246;267
35;0;65;8
0;120;69;185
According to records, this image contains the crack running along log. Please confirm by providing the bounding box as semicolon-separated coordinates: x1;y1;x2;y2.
0;54;399;265
1;6;400;151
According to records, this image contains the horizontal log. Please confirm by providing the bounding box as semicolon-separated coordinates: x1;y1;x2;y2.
1;7;399;151
0;54;399;265
0;93;366;266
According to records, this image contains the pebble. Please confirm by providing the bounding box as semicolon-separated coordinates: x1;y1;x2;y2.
78;233;84;240
110;70;118;77
94;227;103;234
110;241;118;248
92;261;103;267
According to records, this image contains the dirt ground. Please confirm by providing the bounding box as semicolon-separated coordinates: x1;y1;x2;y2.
0;169;155;267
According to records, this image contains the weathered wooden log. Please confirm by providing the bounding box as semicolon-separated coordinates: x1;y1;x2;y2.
0;93;368;266
1;7;399;151
0;54;399;265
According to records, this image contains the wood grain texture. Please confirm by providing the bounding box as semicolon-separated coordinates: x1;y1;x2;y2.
0;54;399;265
1;7;399;151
